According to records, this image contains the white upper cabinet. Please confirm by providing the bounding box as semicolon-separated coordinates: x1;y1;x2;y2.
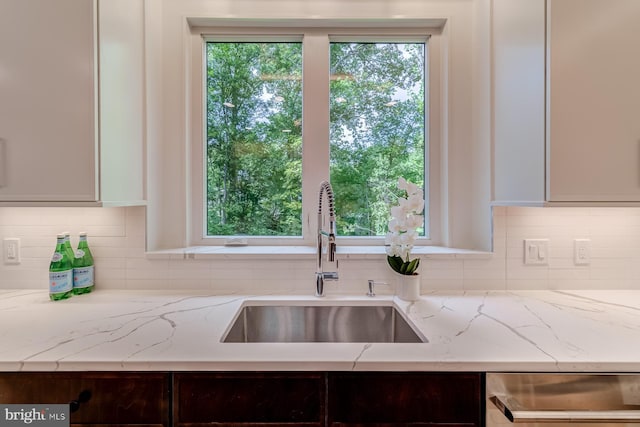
547;0;640;202
0;0;145;206
492;0;640;205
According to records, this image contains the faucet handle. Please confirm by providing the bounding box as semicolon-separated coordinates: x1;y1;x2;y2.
328;241;337;262
323;271;339;281
367;280;389;297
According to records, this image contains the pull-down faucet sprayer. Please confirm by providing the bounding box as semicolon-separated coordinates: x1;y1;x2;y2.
316;181;338;297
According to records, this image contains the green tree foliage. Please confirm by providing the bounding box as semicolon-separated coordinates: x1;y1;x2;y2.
206;41;425;237
206;42;303;236
330;42;425;236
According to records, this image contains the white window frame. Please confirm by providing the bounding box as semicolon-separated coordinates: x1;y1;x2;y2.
188;25;442;247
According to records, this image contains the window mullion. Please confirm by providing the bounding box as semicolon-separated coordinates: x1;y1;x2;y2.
301;32;330;244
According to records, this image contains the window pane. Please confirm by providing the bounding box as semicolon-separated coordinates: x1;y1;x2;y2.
206;42;303;236
330;42;426;237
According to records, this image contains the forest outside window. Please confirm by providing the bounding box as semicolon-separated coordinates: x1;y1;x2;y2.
197;31;430;245
329;41;425;237
206;41;303;237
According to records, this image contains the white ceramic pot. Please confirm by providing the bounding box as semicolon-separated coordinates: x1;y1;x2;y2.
394;272;421;301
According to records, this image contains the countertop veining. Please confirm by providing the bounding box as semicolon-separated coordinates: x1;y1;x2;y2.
1;289;639;372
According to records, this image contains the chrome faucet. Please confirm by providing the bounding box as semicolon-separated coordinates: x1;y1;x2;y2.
316;181;338;297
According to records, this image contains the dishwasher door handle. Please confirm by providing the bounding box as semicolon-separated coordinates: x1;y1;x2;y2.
490;395;640;423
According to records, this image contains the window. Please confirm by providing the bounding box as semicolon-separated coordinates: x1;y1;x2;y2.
205;41;303;236
329;41;425;237
191;28;437;246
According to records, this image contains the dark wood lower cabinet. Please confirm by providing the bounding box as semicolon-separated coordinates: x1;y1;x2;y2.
173;372;325;426
0;372;170;426
174;372;482;427
0;371;483;427
328;372;483;426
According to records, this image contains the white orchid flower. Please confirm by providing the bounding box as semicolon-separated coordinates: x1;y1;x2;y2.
397;246;410;260
397;177;409;192
405;181;421;196
387;243;404;258
390;205;407;221
385;232;399;245
407;193;424;214
406;214;424;230
387;177;426;275
400;229;417;245
385;232;403;257
399;196;410;208
388;218;402;233
398;177;421;196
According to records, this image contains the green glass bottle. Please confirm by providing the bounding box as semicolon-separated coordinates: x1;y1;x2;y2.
49;234;73;301
73;232;94;295
63;232;75;264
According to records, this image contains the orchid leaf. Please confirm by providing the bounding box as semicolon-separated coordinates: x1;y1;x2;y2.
406;258;420;275
400;262;408;274
387;255;420;275
387;255;403;273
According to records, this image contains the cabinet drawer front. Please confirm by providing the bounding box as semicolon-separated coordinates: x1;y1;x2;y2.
328;373;482;425
174;373;325;425
0;372;169;425
331;424;476;427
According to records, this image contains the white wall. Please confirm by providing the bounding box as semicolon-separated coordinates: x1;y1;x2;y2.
145;0;493;251
471;0;492;250
5;1;637;293
2;206;640;292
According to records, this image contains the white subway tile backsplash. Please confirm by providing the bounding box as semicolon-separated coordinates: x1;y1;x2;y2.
506;259;549;280
463;278;506;290
2;206;640;292
548;267;590;280
464;268;505;281
421;267;464;281
463;256;504;270
422;278;464;290
507;279;550;290
127;278;174;290
493;214;506;233
591;247;636;259
422;259;464;270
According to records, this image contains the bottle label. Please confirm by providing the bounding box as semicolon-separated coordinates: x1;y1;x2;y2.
51;252;63;262
75;249;85;258
49;270;73;294
73;265;94;289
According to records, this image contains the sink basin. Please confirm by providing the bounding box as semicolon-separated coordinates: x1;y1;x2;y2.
222;304;426;343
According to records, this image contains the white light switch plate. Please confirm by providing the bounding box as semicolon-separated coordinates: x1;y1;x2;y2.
3;237;20;265
524;239;549;265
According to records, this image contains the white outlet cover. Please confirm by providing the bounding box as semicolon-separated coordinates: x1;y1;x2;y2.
574;239;591;265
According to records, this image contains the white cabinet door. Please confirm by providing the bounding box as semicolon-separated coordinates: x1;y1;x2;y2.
547;0;640;202
0;0;98;202
0;0;145;206
492;0;546;205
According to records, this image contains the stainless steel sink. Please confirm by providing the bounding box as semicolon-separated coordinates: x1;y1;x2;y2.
222;304;426;343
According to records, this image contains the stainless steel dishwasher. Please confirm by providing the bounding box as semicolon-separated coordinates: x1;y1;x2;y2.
487;373;640;426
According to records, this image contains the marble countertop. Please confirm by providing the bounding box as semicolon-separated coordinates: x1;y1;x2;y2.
1;289;639;372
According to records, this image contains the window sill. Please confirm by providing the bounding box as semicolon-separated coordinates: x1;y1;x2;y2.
145;245;492;260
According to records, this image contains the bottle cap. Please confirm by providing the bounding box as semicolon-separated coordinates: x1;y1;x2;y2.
56;233;65;238
79;232;87;237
